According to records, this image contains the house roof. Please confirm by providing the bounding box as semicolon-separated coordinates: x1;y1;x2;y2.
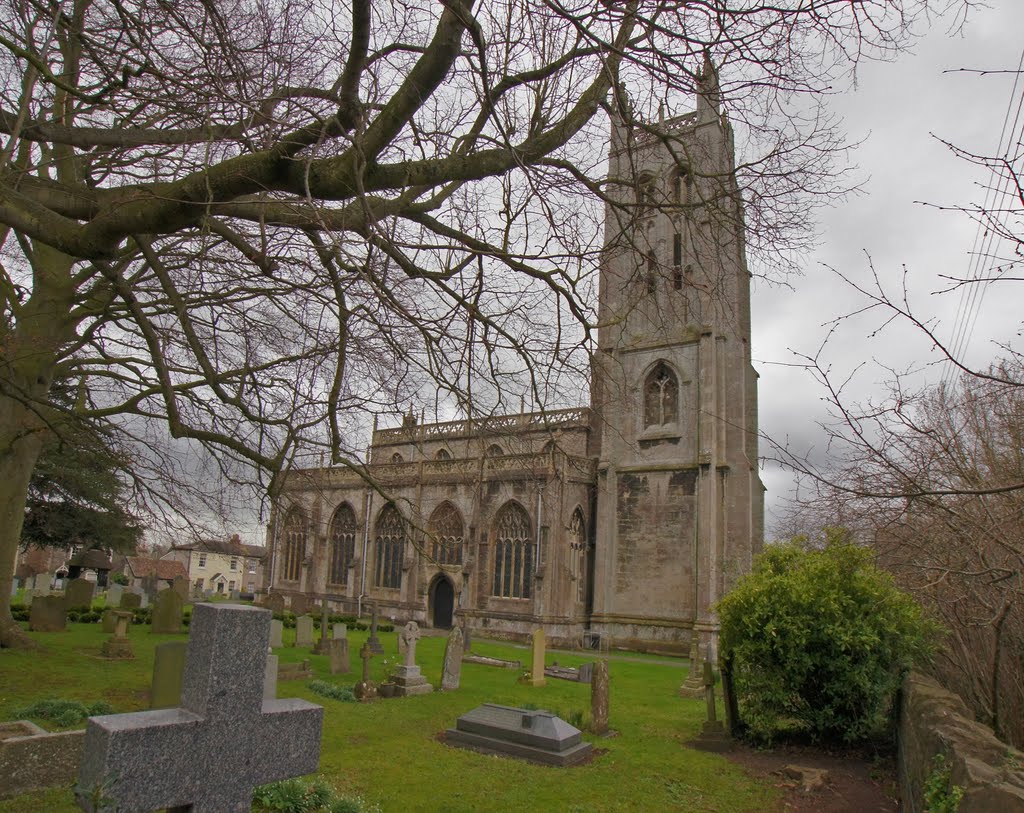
170;535;266;559
126;557;187;582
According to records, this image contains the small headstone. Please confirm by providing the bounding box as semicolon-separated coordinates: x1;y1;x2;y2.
151;642;188;709
101;610;135;659
65;578;94;609
327;638;350;675
35;580;52;597
578;662;594;684
440;626;465;691
119;590;142;611
366;604;384;654
265;593;285;615
28;595;67;632
294;615;314;648
101;608;117;633
387;621;433;696
77;604;323;813
332;623;347;641
151;588;184;635
290;594;309;615
172;575;189;601
269;619;284;648
444;704;593;766
353;643;377;701
530;628;546;687
106;584;124;606
590;660;609;735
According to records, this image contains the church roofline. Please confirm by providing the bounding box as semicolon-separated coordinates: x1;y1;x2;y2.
372;406;590;446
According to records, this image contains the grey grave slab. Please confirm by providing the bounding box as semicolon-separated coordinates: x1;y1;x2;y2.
445;704;593;767
269;619;284;648
76;603;323;813
332;623;347;641
294;615;314;648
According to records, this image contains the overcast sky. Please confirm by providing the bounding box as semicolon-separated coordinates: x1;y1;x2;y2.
752;2;1024;535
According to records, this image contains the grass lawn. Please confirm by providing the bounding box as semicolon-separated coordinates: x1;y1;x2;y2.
0;619;779;812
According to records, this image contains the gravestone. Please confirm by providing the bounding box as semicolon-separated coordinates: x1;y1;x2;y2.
265;593;285;615
151;642;188;709
101;608;117;633
313;600;329;654
35;580;51;597
353;643;377;701
590;660;609;735
290;593;309;615
171;575;189;602
530;628;547;687
440;626;465;691
445;704;593;766
678;637;706;698
332;623;347;641
388;621;433;696
120;590;142;611
294;615;314;648
106;584;124;606
28;595;67;632
366;604;384;654
269;619;284;649
692;660;731;752
65;578;94;609
151;588;184;635
76;603;323;813
101;610;135;659
327;638;350;675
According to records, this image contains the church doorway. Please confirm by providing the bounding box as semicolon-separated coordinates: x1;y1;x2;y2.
430;576;455;629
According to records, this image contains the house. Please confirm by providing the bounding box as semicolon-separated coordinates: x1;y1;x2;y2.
161;535;267;596
122;557;188;592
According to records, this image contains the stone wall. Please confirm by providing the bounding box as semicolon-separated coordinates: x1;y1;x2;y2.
0;721;84;799
899;672;1024;812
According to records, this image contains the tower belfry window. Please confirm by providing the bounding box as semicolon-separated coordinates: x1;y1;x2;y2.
643;363;679;428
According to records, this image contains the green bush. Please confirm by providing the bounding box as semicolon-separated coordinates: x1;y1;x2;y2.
15;698;113;728
307;681;356;702
923;753;965;813
717;530;938;743
252;778;380;813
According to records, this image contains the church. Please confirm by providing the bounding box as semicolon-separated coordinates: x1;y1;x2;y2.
266;73;764;656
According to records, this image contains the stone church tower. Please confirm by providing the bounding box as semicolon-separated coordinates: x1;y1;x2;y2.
265;65;762;656
588;65;764;654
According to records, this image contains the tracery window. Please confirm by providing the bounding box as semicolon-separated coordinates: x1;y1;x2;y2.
491;502;533;599
281;507;307;582
568;507;588;604
428;502;464;565
390;452;404;464
328;503;357;585
374;504;406;588
485;444;504;457
644;363;679;428
435;448;452;460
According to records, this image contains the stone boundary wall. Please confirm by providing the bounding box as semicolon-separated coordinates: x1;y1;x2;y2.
899;672;1024;812
0;721;84;799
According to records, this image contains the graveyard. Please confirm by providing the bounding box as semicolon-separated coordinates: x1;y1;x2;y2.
0;596;779;813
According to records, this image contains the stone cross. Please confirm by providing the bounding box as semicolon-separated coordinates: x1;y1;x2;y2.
366;604;384;654
401;621;421;668
692;659;730;752
77;604;323;813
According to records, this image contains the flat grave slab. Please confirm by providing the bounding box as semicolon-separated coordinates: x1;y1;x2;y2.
445;704;593;767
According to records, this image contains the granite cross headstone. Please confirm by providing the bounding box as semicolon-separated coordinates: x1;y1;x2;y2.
77;603;323;813
388;621;433;696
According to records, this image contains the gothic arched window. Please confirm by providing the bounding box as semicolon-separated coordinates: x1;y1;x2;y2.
491;502;533;599
485;444;504;457
374;504;406;588
637;171;658;215
281;507;307;582
435;448;452;460
428;501;464;565
390;452;404;464
568;507;588;604
327;503;357;586
644;363;679;428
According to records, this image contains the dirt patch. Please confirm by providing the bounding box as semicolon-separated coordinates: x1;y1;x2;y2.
725;742;899;813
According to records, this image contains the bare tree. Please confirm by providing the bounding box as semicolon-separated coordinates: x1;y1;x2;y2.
0;0;958;647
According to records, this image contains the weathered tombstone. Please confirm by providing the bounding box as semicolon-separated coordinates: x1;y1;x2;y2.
76;604;323;813
444;705;593;766
265;592;285;615
578;662;594;684
290;593;309;615
461;621;472;653
101;608;117;634
590;660;609;735
353;643;377;701
65;578;94;609
28;595;67;632
101;610;135;659
171;575;189;602
151;588;184;635
151;641;188;709
119;590;142;611
366;604;384;654
388;621;433;696
530;628;547;687
269;619;284;649
313;600;329;654
440;625;465;691
35;580;52;597
106;584;124;607
294;615;314;648
332;623;347;641
678;636;705;698
326;638;350;675
692;660;731;752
